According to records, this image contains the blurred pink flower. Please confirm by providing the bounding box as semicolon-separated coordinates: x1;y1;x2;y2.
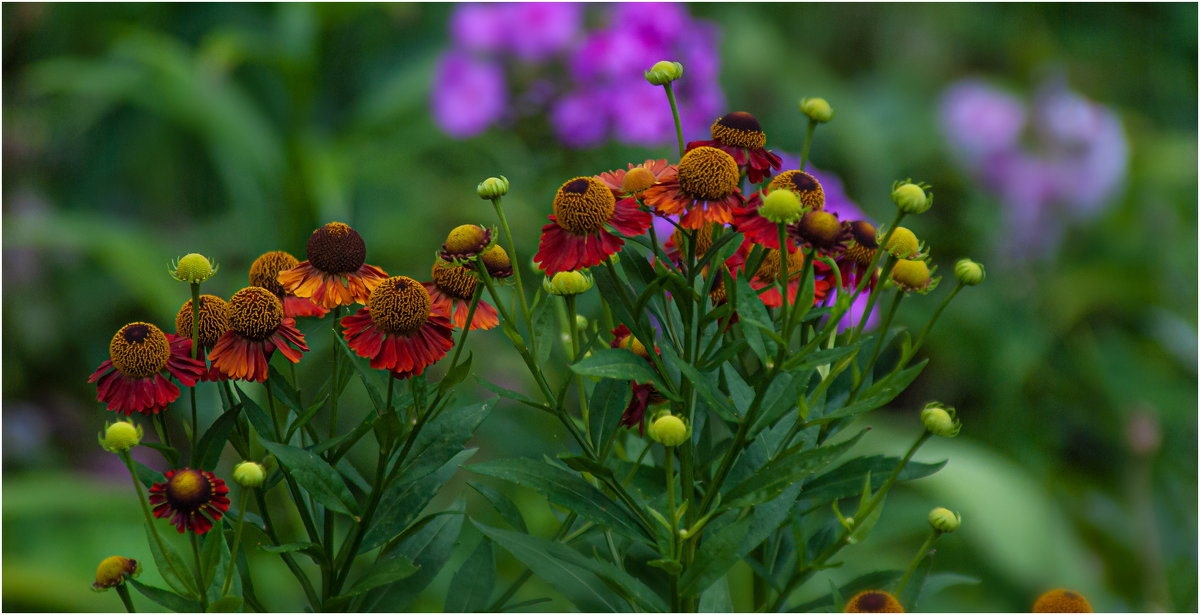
430;51;507;138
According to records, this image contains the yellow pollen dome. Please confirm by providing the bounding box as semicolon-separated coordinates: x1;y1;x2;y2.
249;251;300;296
844;590;904;613
109;323;171;378
885;227;920;258
621;167;658;194
369;276;432;335
677;146;739;201
480;244;513;278
228;287;284;341
1032;589;1093;613
769;171;825;211
307;222;366;274
711;111;767;149
165;469;213;512
553;177;615;235
799;210;844;250
175;295;230;349
671;222;717;258
431;259;478;300
443;224;493;257
754;248;806;284
94;556;138;589
891;259;931;290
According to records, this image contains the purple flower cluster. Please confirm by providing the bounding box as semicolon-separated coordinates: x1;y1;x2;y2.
431;3;725;148
939;76;1129;257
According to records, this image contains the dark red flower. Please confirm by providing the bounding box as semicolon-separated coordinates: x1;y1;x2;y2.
534;177;652;275
89;323;206;416
149;468;231;535
342;276;455;379
686;112;782;184
422;259;499;330
209;287;308;382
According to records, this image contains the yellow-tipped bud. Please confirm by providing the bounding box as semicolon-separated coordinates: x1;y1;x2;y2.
99;420;143;453
543;270;594;296
928;507;961;533
92;556;139;590
649;414;689;447
477;176;509;200
921;402;961;438
1033;589;1093;613
890;259;931;291
644;60;683;86
954;258;986;286
760;189;804;223
891;181;932;215
799;97;834;123
232;460;267;488
170;253;217;283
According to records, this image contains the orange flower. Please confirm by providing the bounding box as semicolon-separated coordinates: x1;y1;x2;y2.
278;222;388;309
342;276;454;379
209;287;308;382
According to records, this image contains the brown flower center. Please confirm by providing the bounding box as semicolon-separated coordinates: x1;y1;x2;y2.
228;287;284;340
165;469;214;513
677;146;739;201
711;112;767;150
431;260;478;300
109;323;171;378
845;243;877;268
848;220;878;249
754;248;806;284
307;222;366;274
175;295;230;350
368;276;432;335
553;177;615;235
769;171;825;211
249;250;300;297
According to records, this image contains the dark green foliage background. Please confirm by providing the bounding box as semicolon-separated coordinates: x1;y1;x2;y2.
3;3;1195;612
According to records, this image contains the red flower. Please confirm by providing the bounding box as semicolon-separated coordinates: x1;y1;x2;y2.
149;468;230;535
250;250;329;318
278;222;389;309
88;323;206;416
422;259;499;330
534;177;652;276
728;239;832;309
209;287;308;383
610;325;665;435
686;112;782;184
342;276;455;379
643;147;745;230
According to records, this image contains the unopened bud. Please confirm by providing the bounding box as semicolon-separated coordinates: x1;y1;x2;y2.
921;402;960;438
99;420;142;453
232;460;266;488
799;97;833;123
760;189;804;223
476;176;509;199
170;253;217;283
543;270;594;296
954;258;985;286
644;60;683;86
928;507;961;533
892;181;932;215
649;414;689;447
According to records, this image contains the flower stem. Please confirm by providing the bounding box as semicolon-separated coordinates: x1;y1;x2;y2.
849;290;904;402
665;446;680;612
491;196;534;335
189;282;201;461
114;584;136;613
329;306;343;440
799;119;817;170
905;281;964;363
849;210;906;343
894;529;940;600
221;487;251;597
564;294;589;429
118;451;193;594
254;489;320;608
664;82;686;158
189;531;208;610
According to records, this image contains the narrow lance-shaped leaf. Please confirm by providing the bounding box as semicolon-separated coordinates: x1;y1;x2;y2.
260;440;358;517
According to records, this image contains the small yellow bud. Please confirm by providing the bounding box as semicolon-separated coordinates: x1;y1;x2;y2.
799;97;834;123
928;507;961;533
170;253;217;283
884;227;921;258
99;420;143;453
621;167;658;194
891;181;932;215
890;259;931;291
92;555;139;590
618;334;650;359
799;210;846;250
477;176;510;200
921;402;960;438
759;189;804;224
644;60;683;86
543;270;594;296
954;258;986;286
481;244;514;279
649;414;688;447
232;460;266;488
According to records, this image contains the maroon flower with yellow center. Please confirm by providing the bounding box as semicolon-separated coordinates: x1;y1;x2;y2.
88;322;206;416
728;239;833;309
686;112;783;184
250;250;328;318
422;259;499;330
175;294;230;382
844;590;904;613
533;177;653;276
839;220;880;290
793;209;851;257
595;159;676;198
342;276;455;378
148;468;230;535
278;222;389;309
733;170;826;249
643;146;745;230
208;287;308;382
610;325;666;435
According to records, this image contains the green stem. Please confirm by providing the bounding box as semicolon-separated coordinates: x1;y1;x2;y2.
665;446;680;613
190;532;208;610
664;83;686;158
799;119;817;170
894;529;940;599
565;294;589;429
153;413;172;450
254;489;320;608
905;281;964;363
491;196;534;333
849;290;904;402
431;284;483;410
329;306;343;440
115;584;136;613
118;451;193;594
189;282;201;460
849;211;906;344
221;488;251;596
188;387;198;465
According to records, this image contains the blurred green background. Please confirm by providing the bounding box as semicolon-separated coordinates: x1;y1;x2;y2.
3;3;1196;612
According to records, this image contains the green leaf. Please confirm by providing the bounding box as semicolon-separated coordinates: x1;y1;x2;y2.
474;376;547;411
752;372;809;436
467;458;646;541
396;397;494;486
129;579;203;613
722;429;867;509
917;573;980;602
659;343;737;422
897;545;934;610
735;274;774;361
678;515;753;597
440;351;474;390
233;385;278;442
259;440;357;517
339;556;419;598
142;442;181;468
132;460;164;489
467;482;527;533
334;333;387;413
257;541;319;555
570;348;676;400
722;364;753;418
559;454;616;481
207;596;243;612
588;378;629;452
445;537;494;612
361;448;476;553
199;526;225;591
195;406;240;471
698;576;734;612
267;365;304;416
143;522;197;596
796;456;947;515
783;341;863;372
363;504;465;612
810;360;929;425
533;294;555;365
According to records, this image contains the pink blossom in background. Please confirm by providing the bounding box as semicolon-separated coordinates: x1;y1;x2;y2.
430;51;507;138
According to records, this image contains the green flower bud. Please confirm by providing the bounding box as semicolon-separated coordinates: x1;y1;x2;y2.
799;97;833;123
232;460;266;488
891;180;932;215
477;176;509;200
99;420;143;453
543;270;594;296
759;189;804;224
574;314;588;332
169;253;218;283
954;258;986;286
928;507;961;533
644;60;683;86
921;402;960;438
648;414;689;447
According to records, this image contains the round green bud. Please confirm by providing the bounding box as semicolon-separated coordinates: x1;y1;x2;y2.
884;227;921;258
759;189;804;224
954;258;986;286
232;460;266;488
644;60;683;86
891;181;931;215
170;253;217;283
100;420;143;453
921;402;960;438
799;97;833;123
649;414;688;447
543;270;594;296
476;176;509;200
928;507;961;533
890;259;931;291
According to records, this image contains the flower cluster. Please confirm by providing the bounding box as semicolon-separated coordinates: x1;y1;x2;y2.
939;75;1128;257
432;3;724;148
